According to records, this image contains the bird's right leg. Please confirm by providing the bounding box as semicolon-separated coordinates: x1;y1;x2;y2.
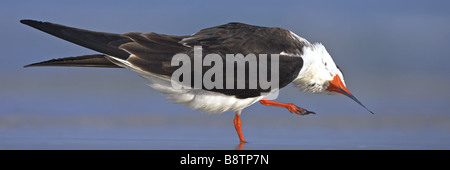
259;99;315;115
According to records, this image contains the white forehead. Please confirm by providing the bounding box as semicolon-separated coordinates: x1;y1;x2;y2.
311;43;331;61
303;43;346;85
302;43;332;65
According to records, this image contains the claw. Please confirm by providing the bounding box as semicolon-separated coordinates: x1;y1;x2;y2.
305;110;316;115
287;104;315;115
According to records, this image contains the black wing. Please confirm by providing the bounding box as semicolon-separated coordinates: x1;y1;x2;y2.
121;23;305;98
180;22;308;55
24;54;120;68
23;20;305;98
21;19;131;59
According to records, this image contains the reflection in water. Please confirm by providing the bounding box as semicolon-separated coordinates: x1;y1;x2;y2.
235;142;246;150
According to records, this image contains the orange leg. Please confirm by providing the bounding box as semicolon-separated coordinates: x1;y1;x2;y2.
259;99;315;115
234;112;247;143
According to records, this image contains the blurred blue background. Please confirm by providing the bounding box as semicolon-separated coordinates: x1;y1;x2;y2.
1;0;449;149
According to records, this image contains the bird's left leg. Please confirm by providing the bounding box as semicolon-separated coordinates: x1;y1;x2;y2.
234;111;247;143
259;99;315;115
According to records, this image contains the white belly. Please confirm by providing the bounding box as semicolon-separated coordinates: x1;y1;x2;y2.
107;56;265;114
151;82;264;113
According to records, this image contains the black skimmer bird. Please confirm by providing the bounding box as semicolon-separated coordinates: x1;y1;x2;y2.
21;19;373;143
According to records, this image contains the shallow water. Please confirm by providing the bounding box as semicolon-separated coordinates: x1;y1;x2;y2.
1;113;448;150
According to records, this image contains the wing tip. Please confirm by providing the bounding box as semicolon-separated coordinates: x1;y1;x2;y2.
22;54;122;68
23;61;53;68
23;64;35;68
23;60;55;68
20;19;42;26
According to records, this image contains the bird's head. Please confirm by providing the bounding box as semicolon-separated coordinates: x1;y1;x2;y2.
294;43;374;114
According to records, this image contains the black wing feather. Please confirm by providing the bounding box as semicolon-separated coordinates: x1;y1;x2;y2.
20;19;131;59
24;54;121;68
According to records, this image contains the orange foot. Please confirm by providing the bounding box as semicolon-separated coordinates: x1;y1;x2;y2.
285;103;315;115
259;99;315;115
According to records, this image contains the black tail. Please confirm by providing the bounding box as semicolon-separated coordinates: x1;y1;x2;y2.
24;54;121;68
21;19;132;68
